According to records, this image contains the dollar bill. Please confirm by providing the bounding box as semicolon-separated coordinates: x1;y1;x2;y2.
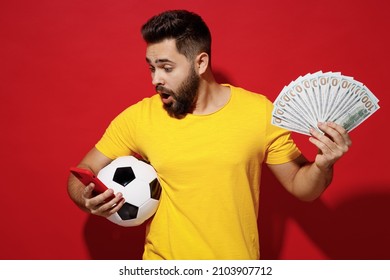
272;72;380;135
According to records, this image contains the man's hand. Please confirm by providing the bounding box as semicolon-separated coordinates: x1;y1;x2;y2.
83;183;125;218
309;122;352;171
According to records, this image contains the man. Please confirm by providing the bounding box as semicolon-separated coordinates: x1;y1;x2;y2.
67;10;351;259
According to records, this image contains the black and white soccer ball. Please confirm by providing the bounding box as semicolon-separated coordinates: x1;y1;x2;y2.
97;156;161;227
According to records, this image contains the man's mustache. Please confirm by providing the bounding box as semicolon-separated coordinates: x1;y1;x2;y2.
156;85;173;94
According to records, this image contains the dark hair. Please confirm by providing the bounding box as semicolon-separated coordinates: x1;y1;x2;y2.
141;10;212;61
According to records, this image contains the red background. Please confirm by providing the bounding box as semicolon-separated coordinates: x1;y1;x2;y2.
1;0;389;260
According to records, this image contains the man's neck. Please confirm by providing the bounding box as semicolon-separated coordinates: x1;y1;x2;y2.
193;79;231;115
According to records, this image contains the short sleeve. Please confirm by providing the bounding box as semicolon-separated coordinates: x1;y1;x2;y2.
95;105;139;159
264;101;301;164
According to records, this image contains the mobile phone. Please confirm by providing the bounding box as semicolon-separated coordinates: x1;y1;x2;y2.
70;167;113;198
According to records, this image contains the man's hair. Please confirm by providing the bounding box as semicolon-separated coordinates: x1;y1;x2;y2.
141;10;212;61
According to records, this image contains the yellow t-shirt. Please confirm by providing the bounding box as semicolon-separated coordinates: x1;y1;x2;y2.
95;85;301;259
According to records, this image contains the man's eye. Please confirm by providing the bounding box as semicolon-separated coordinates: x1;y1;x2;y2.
164;67;173;72
149;67;155;73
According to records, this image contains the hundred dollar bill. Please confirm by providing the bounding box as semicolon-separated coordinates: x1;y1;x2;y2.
324;75;356;122
273;86;317;130
279;74;319;127
326;78;364;122
272;115;313;135
272;71;380;135
332;86;380;131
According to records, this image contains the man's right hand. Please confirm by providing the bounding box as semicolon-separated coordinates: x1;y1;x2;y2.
82;182;126;218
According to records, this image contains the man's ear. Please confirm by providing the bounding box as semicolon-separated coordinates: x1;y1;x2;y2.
195;52;209;75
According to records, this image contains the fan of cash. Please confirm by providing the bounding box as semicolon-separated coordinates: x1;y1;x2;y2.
272;71;380;135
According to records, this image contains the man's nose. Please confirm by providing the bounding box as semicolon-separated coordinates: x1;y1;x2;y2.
152;71;164;86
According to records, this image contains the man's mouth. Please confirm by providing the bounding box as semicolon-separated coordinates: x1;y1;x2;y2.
159;92;174;105
156;86;174;104
160;93;170;99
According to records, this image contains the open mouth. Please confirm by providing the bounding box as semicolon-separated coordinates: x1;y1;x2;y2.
156;86;174;104
161;93;170;99
159;92;174;105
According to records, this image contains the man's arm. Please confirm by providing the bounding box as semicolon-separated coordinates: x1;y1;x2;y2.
267;122;352;201
67;147;126;216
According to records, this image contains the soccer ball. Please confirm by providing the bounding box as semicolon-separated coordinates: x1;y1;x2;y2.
97;156;161;227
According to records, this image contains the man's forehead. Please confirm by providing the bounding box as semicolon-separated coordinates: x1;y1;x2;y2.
145;39;184;64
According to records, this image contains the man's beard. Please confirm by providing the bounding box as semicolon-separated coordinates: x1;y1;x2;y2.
156;66;200;119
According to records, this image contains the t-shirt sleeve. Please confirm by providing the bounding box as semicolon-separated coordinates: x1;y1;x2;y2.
95;105;139;159
264;100;301;164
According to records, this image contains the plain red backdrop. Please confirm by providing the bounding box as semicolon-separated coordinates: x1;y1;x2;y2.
1;0;389;259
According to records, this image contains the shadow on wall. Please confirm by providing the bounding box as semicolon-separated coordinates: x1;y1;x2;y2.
84;215;146;259
259;165;390;259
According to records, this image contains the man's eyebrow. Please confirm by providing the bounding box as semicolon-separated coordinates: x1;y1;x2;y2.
146;58;175;64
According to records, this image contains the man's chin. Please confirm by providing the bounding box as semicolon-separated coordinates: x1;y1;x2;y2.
163;104;188;119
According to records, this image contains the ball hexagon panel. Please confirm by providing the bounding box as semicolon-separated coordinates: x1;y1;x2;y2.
130;159;158;183
121;178;151;207
138;199;159;220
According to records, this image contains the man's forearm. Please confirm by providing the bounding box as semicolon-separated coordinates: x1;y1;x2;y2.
67;175;91;213
291;162;334;201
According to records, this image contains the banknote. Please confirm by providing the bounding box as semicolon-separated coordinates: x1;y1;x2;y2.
272;72;380;135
